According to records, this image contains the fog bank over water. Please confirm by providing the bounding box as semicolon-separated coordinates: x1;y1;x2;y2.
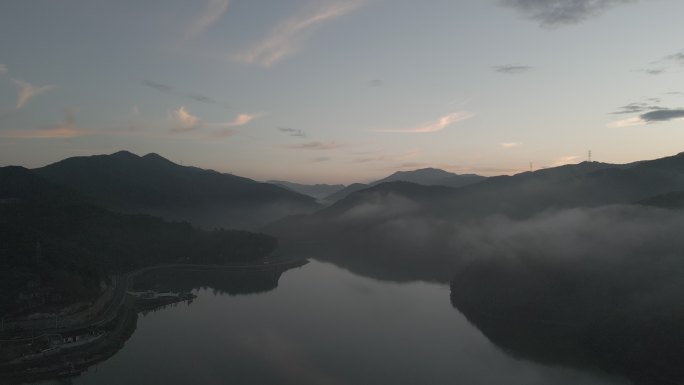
274;202;684;384
448;207;684;385
276;199;684;284
391;204;684;266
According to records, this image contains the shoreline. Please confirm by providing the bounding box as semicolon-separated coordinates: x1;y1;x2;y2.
1;257;307;338
0;257;308;383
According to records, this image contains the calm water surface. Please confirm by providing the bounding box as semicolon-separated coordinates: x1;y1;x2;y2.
51;260;628;385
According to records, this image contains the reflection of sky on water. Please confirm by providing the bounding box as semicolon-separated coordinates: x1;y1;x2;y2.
62;261;628;385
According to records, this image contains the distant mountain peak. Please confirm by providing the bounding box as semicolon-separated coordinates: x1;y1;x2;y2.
142;152;176;165
34;152;320;229
373;168;486;189
105;151;178;167
391;167;451;175
111;150;139;159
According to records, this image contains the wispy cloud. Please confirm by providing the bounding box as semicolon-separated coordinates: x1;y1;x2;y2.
0;108;85;139
607;116;644;128
182;0;231;43
284;141;346;150
367;79;384;87
374;112;473;133
500;142;522;148
500;0;637;27
279;127;307;138
170;106;261;136
0;126;82;139
551;155;581;166
311;156;331;163
665;51;684;65
642;49;684;75
223;113;260;127
1;67;55;111
642;68;665;75
143;80;173;93
171;106;202;132
608;107;684;127
232;0;367;67
641;108;684;122
493;65;534;74
11;78;55;109
611;102;662;115
142;80;230;109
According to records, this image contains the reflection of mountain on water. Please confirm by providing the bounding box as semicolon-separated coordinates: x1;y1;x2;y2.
281;242;454;284
450;259;684;385
132;267;291;296
0;264;303;384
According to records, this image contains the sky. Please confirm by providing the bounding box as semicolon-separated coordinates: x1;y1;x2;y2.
0;0;683;184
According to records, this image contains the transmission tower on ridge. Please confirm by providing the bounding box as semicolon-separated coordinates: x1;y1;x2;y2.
588;150;592;163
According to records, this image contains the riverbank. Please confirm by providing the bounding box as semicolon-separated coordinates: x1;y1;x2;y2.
1;258;308;338
0;258;308;383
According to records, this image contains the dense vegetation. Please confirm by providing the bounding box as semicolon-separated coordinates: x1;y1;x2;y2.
638;190;684;209
133;269;285;297
34;151;319;229
35;151;316;209
0;166;277;310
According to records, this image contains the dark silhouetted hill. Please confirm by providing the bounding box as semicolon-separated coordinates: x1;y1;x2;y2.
320;168;486;203
372;168;486;188
318;181;455;219
316;155;684;223
450;231;684;385
638;190;684;209
0;166;277;310
266;152;684;284
35;151;320;229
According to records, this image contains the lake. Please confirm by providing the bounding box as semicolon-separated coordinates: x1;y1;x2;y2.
26;260;631;385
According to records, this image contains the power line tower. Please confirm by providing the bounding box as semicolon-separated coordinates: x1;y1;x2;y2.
588;150;592;163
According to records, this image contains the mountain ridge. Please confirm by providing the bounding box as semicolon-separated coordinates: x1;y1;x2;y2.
267;180;345;200
372;167;486;188
0;166;278;311
319;168;487;203
34;151;320;229
268;151;684;245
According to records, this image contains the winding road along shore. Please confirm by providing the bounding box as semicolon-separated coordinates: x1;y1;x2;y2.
0;258;308;340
